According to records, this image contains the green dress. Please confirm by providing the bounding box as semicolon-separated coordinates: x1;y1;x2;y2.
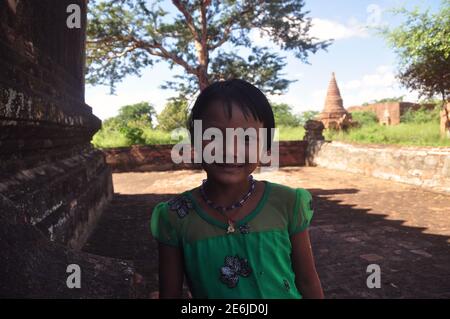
150;180;314;299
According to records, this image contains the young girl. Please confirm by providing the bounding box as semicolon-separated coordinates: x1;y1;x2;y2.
151;79;324;299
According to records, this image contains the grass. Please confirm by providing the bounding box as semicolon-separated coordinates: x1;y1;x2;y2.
92;127;176;148
275;126;305;141
325;122;450;147
92;122;450;148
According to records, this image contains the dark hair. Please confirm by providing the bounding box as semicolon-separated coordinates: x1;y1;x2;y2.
188;79;275;150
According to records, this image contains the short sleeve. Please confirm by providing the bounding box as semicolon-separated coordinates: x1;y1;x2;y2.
289;188;314;235
150;202;180;247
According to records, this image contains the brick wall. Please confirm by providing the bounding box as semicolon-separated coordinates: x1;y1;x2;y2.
101;140;308;172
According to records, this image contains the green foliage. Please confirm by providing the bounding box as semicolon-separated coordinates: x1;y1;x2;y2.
362;96;404;106
400;105;441;124
87;0;331;95
351;111;379;126
119;125;146;145
92;101;156;146
116;101;156;128
324;122;450;147
157;98;189;131
91;122;129;148
298;110;319;125
380;1;450;102
205;47;293;95
92;125;179;148
271;103;301;127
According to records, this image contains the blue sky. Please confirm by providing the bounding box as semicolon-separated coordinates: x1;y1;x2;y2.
85;0;441;120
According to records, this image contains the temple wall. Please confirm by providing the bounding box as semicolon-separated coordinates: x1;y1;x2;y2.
308;141;450;194
0;0;138;297
101;141;308;172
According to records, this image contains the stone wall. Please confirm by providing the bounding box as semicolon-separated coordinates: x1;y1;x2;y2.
0;0;138;297
101;140;308;172
308;141;450;194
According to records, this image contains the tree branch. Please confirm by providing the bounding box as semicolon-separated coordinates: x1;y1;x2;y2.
200;0;209;49
142;39;197;75
199;0;210;66
209;5;256;51
171;0;200;42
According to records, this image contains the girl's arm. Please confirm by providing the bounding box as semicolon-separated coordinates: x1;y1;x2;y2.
158;242;185;298
290;230;324;299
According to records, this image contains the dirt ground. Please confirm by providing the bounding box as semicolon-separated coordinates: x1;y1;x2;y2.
83;166;450;298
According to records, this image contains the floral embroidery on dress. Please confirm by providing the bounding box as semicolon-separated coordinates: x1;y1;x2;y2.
238;223;250;234
219;255;252;288
167;195;192;218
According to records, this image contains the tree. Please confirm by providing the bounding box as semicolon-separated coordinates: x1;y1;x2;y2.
381;0;450;136
361;96;405;106
271;102;301;127
116;101;157;128
157;98;189;131
101;102;156;145
298;110;319;125
86;0;331;96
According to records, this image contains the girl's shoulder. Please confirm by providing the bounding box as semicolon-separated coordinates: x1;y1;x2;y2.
153;189;195;219
264;181;314;234
266;181;312;202
151;190;196;247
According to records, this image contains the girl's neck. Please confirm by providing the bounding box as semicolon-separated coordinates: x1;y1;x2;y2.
203;176;252;206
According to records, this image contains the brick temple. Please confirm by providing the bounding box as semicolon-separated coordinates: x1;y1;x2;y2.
318;72;352;129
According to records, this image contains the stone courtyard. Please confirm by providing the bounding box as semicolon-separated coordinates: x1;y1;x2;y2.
83;166;450;299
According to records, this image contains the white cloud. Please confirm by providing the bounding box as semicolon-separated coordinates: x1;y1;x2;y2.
249;17;371;45
339;65;419;106
310;18;369;41
267;93;301;108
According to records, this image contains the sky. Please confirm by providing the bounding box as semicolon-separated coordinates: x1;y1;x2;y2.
85;0;441;121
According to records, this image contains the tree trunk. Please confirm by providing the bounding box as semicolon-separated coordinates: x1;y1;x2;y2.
439;91;450;138
440;101;450;138
197;66;210;91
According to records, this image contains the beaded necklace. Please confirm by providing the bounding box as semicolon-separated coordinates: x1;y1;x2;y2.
200;175;256;233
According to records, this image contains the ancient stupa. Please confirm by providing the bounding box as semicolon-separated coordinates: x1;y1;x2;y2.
319;72;352;129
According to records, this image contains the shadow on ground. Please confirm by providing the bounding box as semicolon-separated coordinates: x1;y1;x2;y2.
83;188;450;299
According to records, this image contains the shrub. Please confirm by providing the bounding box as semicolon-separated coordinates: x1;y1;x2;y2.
351;111;379;126
401;104;441;124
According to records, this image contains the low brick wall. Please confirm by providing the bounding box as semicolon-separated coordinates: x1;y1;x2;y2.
101;140;308;172
310;141;450;194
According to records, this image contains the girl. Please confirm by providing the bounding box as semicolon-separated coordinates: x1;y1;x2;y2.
151;79;324;299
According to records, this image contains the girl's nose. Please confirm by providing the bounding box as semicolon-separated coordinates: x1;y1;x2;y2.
223;135;245;163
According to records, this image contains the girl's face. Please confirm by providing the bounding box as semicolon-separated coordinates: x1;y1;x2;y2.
198;101;264;185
